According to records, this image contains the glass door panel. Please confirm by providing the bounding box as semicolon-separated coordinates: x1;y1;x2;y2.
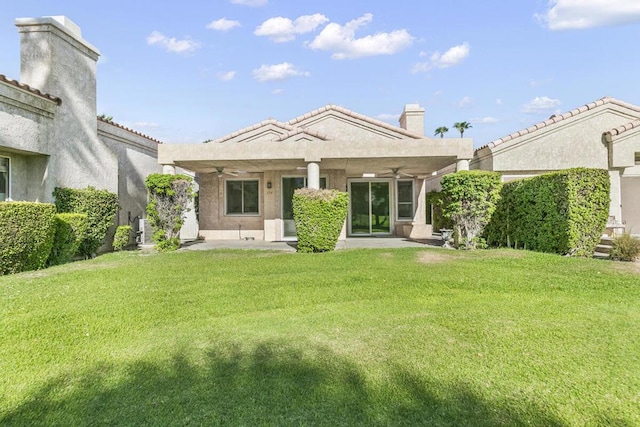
349;181;391;235
370;182;390;233
350;182;370;235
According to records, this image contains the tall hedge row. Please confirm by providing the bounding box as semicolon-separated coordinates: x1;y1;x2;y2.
484;168;610;256
425;191;453;231
0;202;57;274
47;213;89;266
53;187;119;257
293;188;349;253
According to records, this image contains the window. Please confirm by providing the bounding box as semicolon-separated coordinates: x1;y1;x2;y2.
0;157;9;202
396;180;414;220
226;180;259;215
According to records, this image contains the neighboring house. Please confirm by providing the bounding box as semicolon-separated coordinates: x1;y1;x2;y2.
427;97;640;235
158;104;474;241
0;16;163;238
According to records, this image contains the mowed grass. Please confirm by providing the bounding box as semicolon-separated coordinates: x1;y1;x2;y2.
1;248;639;426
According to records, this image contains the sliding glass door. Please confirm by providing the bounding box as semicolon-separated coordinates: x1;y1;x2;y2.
349;181;391;235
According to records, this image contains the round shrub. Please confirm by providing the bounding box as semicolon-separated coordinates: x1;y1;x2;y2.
113;225;133;251
610;233;640;262
293;188;349;253
0;202;56;274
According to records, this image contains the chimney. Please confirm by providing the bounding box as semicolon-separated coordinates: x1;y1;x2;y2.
16;16;100;113
399;104;425;136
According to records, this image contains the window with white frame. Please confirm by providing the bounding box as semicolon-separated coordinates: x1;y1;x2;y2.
0;157;9;202
396;180;414;220
226;180;259;215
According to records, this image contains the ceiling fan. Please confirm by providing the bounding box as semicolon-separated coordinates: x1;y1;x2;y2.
216;167;239;177
380;167;414;179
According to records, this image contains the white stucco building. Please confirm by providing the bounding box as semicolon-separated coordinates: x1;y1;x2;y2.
0;16;162;232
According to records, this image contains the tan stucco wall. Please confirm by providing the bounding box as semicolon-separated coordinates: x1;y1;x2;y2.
621;175;640;235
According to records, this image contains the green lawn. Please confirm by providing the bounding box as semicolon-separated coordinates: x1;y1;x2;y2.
1;248;639;426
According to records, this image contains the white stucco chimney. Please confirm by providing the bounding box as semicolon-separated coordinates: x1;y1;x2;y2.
399;104;425;136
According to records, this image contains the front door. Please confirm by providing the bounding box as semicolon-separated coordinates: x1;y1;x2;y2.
349;180;391;235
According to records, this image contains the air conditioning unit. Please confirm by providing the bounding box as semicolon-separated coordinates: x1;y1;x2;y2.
137;218;154;245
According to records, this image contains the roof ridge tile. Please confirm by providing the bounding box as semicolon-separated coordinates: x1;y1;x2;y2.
476;96;640;152
0;73;61;104
97;116;163;144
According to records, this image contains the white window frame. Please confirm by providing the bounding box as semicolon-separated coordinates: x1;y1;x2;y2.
225;179;261;216
0;156;10;202
396;179;414;221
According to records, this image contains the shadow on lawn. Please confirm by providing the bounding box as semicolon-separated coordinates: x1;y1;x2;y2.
2;342;566;426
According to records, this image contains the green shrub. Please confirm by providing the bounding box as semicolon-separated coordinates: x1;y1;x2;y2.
441;171;502;250
610;233;640;262
293;188;349;253
145;174;194;252
485;168;609;256
53;187;119;258
0;202;56;274
113;225;133;251
48;213;88;266
425;191;453;231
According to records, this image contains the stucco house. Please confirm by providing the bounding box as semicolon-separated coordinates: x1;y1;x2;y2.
159;105;474;241
427;96;640;235
0;16;163;235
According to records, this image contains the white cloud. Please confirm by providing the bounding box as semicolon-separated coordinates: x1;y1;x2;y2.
207;18;241;31
471;117;499;124
272;89;285;95
536;0;640;30
217;71;236;81
412;42;470;73
231;0;267;6
522;96;561;114
457;96;473;108
255;14;328;43
496;99;503;105
308;13;414;59
147;31;200;54
252;62;310;82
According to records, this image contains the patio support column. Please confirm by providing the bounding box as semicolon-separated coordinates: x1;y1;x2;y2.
162;164;176;175
307;162;320;189
609;169;623;222
456;159;470;171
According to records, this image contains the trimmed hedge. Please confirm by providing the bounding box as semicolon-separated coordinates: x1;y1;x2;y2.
293;188;349;253
441;171;503;249
485;168;610;256
48;213;89;266
113;225;132;251
0;202;56;274
425;191;453;231
53;187;119;258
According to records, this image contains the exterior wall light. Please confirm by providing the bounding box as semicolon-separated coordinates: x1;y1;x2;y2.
267;181;272;188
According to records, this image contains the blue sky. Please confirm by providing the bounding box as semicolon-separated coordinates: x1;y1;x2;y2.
2;0;640;147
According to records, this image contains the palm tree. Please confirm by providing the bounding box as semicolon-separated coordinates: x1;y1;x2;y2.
434;126;449;138
453;121;472;137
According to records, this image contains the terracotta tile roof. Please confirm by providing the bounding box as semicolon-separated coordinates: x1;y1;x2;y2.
276;127;329;141
97;116;163;144
0;73;61;104
476;96;640;153
287;104;424;139
606;119;640;139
